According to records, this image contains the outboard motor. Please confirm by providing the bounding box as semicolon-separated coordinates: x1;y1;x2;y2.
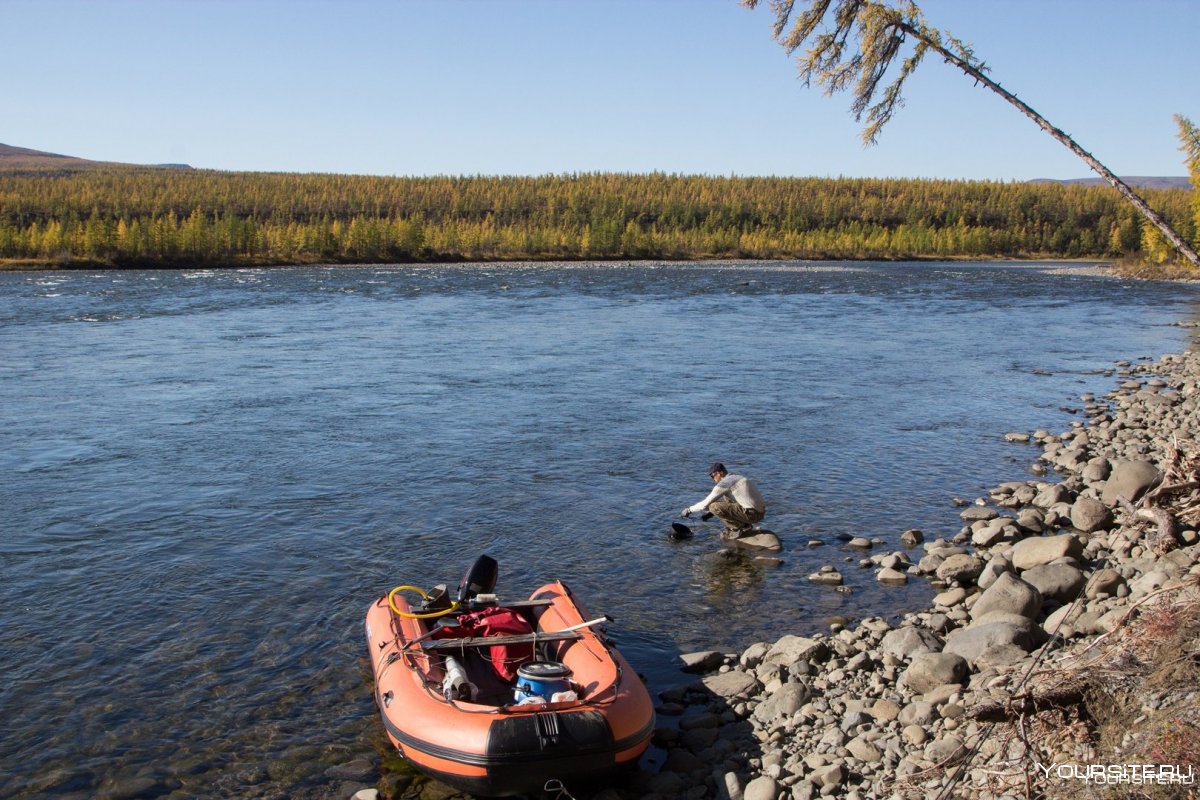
457;555;499;605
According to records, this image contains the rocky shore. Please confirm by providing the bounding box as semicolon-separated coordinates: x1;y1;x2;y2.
340;343;1199;800
631;345;1200;800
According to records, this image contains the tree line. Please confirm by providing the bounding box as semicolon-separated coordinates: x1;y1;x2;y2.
0;168;1192;266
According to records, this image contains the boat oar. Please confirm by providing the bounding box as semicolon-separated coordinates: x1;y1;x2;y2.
559;615;611;633
405;613;611;650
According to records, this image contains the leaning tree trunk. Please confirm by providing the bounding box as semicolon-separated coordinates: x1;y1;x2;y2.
898;21;1200;269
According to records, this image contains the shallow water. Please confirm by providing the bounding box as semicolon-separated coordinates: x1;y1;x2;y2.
1;261;1197;798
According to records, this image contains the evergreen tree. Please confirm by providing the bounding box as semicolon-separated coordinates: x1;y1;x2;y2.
742;0;1199;268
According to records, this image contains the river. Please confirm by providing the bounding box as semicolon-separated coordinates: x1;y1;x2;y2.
1;261;1197;798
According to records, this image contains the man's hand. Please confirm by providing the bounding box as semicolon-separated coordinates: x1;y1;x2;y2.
681;507;692;518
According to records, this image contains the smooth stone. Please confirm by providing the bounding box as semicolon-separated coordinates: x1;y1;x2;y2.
679;651;726;674
1070;496;1113;533
1101;460;1162;505
969;572;1042;621
935;553;985;583
1011;534;1082;570
901;652;968;693
1021;563;1086;603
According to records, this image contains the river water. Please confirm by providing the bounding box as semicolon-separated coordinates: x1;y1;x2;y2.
2;261;1197;799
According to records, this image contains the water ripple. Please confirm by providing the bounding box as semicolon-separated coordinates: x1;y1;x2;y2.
0;262;1198;797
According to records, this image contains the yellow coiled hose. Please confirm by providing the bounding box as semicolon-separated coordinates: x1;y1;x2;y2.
388;585;461;619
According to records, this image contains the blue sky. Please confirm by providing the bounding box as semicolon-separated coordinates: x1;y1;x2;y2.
5;0;1197;180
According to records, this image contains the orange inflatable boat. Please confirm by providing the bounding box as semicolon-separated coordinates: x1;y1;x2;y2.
364;556;655;796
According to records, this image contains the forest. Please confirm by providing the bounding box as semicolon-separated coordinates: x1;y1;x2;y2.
0;167;1193;267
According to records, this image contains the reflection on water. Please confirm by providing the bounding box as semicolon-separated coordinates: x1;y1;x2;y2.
0;261;1197;798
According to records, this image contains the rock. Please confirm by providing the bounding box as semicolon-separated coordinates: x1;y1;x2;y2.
96;777;171;800
353;790;380;800
648;770;688;795
743;776;780;800
944;620;1035;663
960;506;999;522
846;735;883;763
1081;458;1111;484
810;763;845;789
925;734;967;765
877;567;908;583
900;529;925;547
1011;534;1082;570
679;712;722;731
1032;483;1074;509
901;652;968;693
663;748;705;773
735;531;784;551
976;644;1030;669
971;519;1011;547
753;681;810;724
762;635;827;668
902;724;929;746
1130;570;1171;599
1042;602;1080;636
702;670;760;700
898;701;937;726
808;569;844;586
1021;563;1086;603
739;641;771;669
871;699;902;722
679;651;726;674
933;587;967;607
324;759;377;782
1016;507;1047;534
935;553;985;583
719;772;745;800
1101;460;1162;505
1070;496;1113;533
976;556;1013;590
969;572;1043;621
880;626;943;660
1085;568;1126;599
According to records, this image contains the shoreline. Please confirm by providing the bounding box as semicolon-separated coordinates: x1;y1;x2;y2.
626;346;1200;799
0;256;1121;274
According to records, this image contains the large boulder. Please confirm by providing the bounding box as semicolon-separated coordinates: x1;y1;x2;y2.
970;572;1043;621
901;652;968;693
761;635;827;668
1070;496;1113;533
880;626;944;660
701;669;760;700
944;620;1036;663
1010;534;1083;570
935;553;985;583
734;531;783;551
679;651;726;674
960;506;999;523
1032;483;1074;509
1101;460;1162;506
1085;568;1126;599
752;681;810;724
1022;563;1086;603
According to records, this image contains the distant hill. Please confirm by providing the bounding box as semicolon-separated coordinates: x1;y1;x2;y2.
1029;176;1192;191
0;143;191;171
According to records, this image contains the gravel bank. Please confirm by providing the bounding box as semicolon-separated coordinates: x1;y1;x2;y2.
630;347;1200;800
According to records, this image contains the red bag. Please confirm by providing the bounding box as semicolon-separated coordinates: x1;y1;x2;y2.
432;606;534;682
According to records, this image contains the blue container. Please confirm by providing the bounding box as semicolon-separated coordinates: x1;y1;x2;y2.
513;661;573;703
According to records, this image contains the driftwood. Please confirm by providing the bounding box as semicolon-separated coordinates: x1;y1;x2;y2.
968;686;1087;722
1117;496;1180;555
